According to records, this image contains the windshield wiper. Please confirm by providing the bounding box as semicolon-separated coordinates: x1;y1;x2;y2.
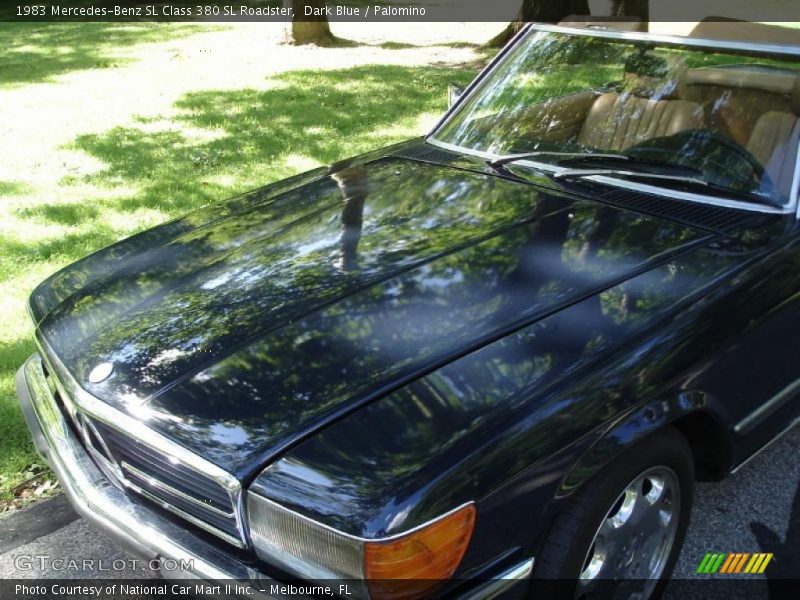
488;151;629;169
553;168;708;185
489;151;708;177
486;152;746;197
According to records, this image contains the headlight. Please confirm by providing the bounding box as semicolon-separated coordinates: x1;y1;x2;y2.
247;493;476;599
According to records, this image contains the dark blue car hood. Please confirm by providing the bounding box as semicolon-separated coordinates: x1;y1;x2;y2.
32;155;711;476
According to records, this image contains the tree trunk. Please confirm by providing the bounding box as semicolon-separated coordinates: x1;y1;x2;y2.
487;0;591;48
333;165;368;271
486;0;649;48
590;0;649;21
283;0;337;46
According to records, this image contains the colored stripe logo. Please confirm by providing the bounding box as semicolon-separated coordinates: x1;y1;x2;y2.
697;552;773;574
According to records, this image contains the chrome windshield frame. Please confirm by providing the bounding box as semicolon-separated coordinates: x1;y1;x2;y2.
518;24;800;58
427;24;800;217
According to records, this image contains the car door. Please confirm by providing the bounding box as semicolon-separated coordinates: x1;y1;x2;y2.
689;229;800;465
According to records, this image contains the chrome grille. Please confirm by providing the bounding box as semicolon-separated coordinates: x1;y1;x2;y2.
35;341;247;548
84;418;244;546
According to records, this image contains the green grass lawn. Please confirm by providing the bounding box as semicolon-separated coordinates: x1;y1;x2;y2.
0;22;482;504
0;22;222;88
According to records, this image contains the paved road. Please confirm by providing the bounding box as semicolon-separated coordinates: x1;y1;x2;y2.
1;427;798;594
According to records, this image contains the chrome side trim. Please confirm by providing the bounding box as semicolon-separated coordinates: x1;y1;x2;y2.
459;558;534;600
734;377;800;434
731;416;800;474
34;334;247;548
15;355;262;582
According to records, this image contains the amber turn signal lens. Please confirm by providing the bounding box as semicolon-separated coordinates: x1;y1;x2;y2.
364;503;476;600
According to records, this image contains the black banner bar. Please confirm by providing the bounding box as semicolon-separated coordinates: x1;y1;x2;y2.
2;578;800;599
2;1;800;23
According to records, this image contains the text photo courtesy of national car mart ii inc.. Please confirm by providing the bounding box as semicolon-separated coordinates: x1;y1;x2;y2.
14;583;359;597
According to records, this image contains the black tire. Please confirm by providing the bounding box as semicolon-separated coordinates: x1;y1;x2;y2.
530;426;695;599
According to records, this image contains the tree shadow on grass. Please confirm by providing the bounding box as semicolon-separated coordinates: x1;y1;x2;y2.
71;63;479;216
0;22;220;88
0;338;34;380
0;181;33;197
15;203;100;226
0;226;121;278
0;336;40;496
3;63;479;281
173;64;471;161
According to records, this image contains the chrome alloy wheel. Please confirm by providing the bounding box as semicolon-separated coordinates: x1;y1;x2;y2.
577;466;681;599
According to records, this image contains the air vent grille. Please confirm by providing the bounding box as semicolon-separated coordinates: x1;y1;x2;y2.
595;188;770;234
393;143;461;164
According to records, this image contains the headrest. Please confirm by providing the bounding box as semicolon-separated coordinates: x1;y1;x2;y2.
623;55;687;100
690;18;800;47
685;67;798;95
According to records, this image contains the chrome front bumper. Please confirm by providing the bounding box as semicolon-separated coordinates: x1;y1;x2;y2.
15;353;261;583
16;352;532;598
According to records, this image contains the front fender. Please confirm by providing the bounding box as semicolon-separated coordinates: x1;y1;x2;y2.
248;245;746;580
559;390;733;497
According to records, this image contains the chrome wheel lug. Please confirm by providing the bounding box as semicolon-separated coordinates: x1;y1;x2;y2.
577;467;680;599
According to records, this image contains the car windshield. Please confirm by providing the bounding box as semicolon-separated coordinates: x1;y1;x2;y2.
432;28;800;210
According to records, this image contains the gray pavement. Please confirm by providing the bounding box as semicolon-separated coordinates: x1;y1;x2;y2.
0;518;158;579
0;427;798;591
673;426;800;580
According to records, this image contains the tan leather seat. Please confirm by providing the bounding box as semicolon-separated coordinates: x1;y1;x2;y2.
577;92;704;151
746;76;800;198
683;66;799;146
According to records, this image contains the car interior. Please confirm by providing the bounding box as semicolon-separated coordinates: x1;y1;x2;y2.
588;63;798;197
487;20;800;201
